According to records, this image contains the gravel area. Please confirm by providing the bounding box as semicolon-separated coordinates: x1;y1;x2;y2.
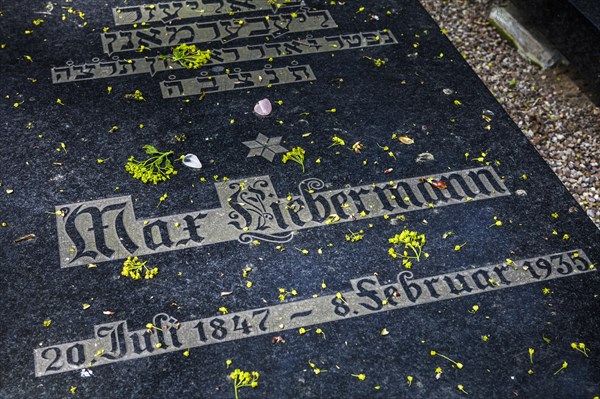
419;0;600;228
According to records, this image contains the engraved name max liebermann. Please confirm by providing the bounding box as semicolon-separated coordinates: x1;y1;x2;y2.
56;166;508;267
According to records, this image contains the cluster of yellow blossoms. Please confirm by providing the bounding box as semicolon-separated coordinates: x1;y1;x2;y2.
125;145;177;184
230;369;260;399
282;147;306;173
388;229;428;268
121;256;158;280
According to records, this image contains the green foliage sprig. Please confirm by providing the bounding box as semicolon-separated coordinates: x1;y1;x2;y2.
162;44;211;69
125;145;177;184
282;147;306;172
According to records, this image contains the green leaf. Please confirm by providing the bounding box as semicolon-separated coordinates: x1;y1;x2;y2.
143;145;160;155
542;335;552;344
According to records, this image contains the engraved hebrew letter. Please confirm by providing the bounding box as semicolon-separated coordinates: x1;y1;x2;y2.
230;72;255;89
203;0;226;14
101;32;120;54
305;37;323;51
161;80;186;98
227;0;256;12
312;9;337;28
288;65;312;80
115;6;143;25
166;25;196;45
195;76;220;93
263;69;280;84
117;60;137;75
51;67;73;83
72;64;97;80
272;14;293;37
220;20;244;42
380;30;397;44
158;3;184;23
283;42;303;54
265;42;285;56
99;61;119;77
324;35;344;48
341;33;362;48
105;31;136;53
208;49;225;63
246;17;271;37
137;28;164;48
362;32;380;46
247;44;267;58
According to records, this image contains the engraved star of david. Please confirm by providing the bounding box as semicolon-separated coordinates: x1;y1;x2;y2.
243;134;288;162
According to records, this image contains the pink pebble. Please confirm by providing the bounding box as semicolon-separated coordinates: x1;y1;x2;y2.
254;98;272;116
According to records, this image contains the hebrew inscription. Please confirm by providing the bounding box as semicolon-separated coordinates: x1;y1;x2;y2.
34;250;594;376
113;0;303;26
51;30;396;83
56;167;509;267
159;64;316;97
51;0;401;98
101;9;337;54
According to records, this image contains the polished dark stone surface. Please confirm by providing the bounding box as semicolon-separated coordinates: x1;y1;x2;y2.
1;0;599;398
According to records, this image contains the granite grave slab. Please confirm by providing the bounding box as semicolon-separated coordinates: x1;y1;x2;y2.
1;0;599;398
